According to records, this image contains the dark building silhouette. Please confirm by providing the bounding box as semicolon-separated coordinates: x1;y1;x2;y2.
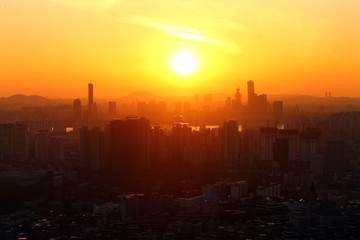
222;120;240;167
109;117;150;172
273;101;283;122
88;83;94;119
258;94;268;115
273;138;289;172
109;101;116;116
73;98;82;120
324;140;345;178
80;127;106;172
259;127;277;169
0;123;27;160
278;129;298;169
170;122;191;166
247;80;257;115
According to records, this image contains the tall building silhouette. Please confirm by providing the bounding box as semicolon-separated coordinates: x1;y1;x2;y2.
88;83;94;119
259;127;277;169
170;122;191;166
222;120;240;167
273;101;283;122
0;123;28;160
80;127;106;172
233;88;242;111
258;94;268;115
247;80;257;114
109;117;150;172
109;101;116;116
73;98;82;120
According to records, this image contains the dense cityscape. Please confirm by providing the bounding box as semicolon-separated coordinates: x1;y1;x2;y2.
0;81;359;239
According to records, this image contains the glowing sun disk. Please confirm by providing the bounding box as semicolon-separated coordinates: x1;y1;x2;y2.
172;52;198;75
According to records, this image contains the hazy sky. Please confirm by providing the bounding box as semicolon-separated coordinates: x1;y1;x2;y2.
1;0;360;98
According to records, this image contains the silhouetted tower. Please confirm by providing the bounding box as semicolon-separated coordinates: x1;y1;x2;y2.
247;80;257;114
258;94;268;115
73;98;82;120
109;101;116;116
109;117;150;172
88;83;94;119
222;120;240;167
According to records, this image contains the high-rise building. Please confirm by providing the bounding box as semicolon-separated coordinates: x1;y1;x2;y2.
247;80;257;114
278;129;298;169
324;140;345;178
88;83;94;119
247;80;254;97
170;122;191;166
80;127;106;172
109;101;116;116
233;87;242;110
273;101;283;122
258;94;268;115
109;117;150;172
299;130;321;171
0;123;28;160
73;98;82;120
259;127;278;169
222;120;240;167
34;130;49;162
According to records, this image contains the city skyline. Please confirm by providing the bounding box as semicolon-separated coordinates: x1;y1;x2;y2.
1;0;360;97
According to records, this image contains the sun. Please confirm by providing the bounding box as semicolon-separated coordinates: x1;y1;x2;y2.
172;52;198;75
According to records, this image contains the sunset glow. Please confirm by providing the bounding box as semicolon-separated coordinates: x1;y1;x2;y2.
0;1;360;97
172;52;198;76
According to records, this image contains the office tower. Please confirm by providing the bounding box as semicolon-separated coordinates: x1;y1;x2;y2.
109;117;150;172
324;140;345;178
80;127;106;172
273;138;289;172
233;87;242;110
109;101;116;116
150;126;168;167
247;80;257;114
273;101;283;122
257;94;268;115
93;102;97;118
73;98;82;120
0;123;28;160
242;129;260;167
222;120;240;167
34;130;49;162
259;127;278;169
170;122;191;166
299;130;321;170
278;129;298;169
88;83;94;119
49;137;64;162
247;80;254;97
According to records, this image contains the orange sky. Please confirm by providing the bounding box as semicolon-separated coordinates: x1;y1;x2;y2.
1;0;360;98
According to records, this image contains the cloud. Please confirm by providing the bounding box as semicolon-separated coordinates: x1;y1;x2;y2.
124;16;242;54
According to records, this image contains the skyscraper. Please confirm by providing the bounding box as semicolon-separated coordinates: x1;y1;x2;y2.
0;123;28;160
324;140;345;178
109;117;150;172
109;101;116;116
73;98;82;120
247;80;257;114
259;127;278;169
80;127;106;172
257;94;268;115
88;83;94;119
273;101;283;122
222;120;240;167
